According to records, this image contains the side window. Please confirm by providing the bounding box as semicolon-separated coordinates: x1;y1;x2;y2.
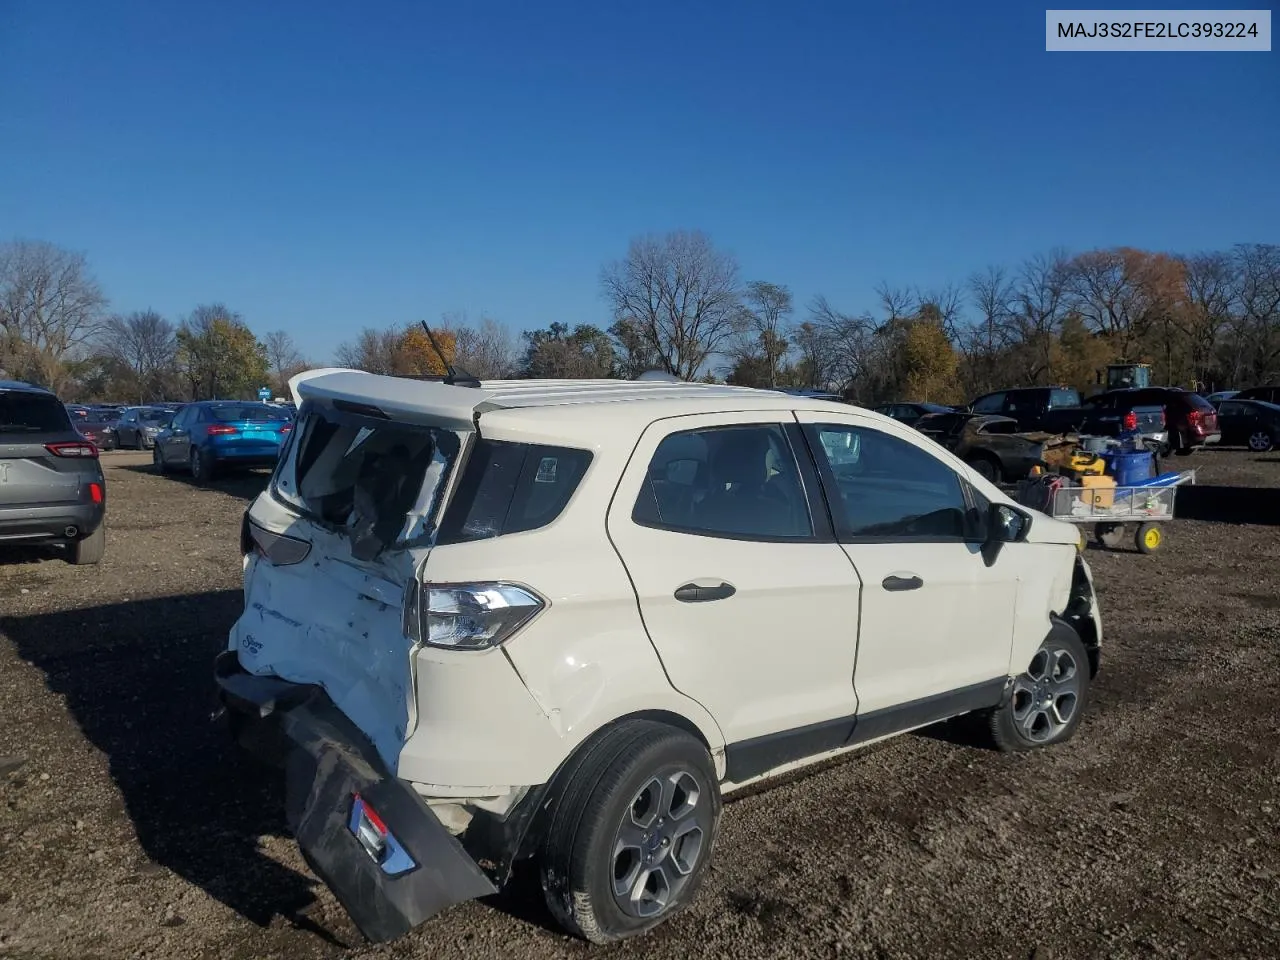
972;392;1005;414
632;424;813;540
1049;388;1081;408
1002;392;1033;416
436;439;592;543
1219;401;1245;417
806;424;969;541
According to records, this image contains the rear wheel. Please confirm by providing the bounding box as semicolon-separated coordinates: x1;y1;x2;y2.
1248;431;1274;452
1136;521;1163;554
191;447;215;484
69;524;106;565
985;623;1089;752
1094;522;1126;549
965;455;1002;483
540;720;720;943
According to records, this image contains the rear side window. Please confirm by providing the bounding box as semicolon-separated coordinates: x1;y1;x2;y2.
1049;388;1080;408
0;391;72;434
436;439;592;543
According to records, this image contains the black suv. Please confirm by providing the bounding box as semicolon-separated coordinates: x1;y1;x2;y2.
0;381;107;564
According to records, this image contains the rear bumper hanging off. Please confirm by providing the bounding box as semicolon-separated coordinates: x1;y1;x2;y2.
213;651;497;942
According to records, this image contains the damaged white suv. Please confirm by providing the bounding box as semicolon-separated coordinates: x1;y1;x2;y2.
216;370;1102;944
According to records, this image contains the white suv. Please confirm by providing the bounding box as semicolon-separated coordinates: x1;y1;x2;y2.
217;371;1102;944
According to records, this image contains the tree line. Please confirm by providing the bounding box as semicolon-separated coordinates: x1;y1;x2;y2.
4;233;1278;405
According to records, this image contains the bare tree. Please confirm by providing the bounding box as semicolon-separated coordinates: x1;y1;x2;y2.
875;282;915;322
98;310;177;402
0;239;107;389
734;280;794;387
963;265;1014;391
808;295;876;396
334;327;400;374
263;329;305;391
1007;250;1071;383
1180;251;1238;388
1231;243;1280;383
443;313;518;380
600;230;742;380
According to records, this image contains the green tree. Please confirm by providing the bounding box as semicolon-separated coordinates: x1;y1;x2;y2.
521;322;615;379
902;309;958;402
176;304;269;399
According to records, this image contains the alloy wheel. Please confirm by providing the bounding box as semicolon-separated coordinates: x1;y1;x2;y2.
1010;643;1082;744
611;769;710;919
1248;431;1273;452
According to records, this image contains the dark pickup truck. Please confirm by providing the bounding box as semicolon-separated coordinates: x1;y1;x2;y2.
969;386;1167;447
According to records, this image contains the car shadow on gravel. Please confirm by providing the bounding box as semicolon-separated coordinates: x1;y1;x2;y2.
118;462;269;502
1173;484;1280;525
1;592;347;947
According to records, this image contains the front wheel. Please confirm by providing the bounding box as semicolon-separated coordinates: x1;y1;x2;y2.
1248;431;1274;452
985;624;1089;752
540;720;720;943
1136;521;1163;554
153;445;168;473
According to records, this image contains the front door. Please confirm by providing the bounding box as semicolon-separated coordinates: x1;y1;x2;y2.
607;412;862;772
795;411;1019;719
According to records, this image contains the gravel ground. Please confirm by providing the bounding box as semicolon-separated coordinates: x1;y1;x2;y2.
1;449;1277;960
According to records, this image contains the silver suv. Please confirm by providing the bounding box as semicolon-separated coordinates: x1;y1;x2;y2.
0;381;107;564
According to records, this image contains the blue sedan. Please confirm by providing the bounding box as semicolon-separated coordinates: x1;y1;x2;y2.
153;401;292;483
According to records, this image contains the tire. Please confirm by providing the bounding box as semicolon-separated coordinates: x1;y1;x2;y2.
539;720;720;943
1094;522;1126;549
965;455;1002;483
69;524;106;565
191;447;215;484
153;445;168;473
1136;521;1163;554
1248;431;1274;452
984;622;1090;752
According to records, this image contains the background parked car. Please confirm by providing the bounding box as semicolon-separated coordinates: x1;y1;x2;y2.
914;412;1046;482
1088;387;1219;455
1213;398;1280;452
75;416;119;451
0;380;107;564
872;401;957;427
1204;390;1239;405
967;386;1167;449
152;401;292;482
1235;385;1280;406
113;406;176;449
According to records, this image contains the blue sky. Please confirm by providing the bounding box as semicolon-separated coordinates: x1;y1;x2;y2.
2;0;1276;362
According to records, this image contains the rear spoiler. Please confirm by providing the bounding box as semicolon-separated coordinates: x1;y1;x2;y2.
287;367;362;408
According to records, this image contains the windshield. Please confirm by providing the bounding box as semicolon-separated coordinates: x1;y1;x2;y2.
272;405;462;561
2;392;73;433
209;403;291;421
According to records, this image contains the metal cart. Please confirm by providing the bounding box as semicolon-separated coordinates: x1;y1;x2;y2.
1047;470;1196;554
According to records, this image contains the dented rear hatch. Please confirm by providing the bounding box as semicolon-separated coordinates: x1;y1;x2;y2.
230;374;484;771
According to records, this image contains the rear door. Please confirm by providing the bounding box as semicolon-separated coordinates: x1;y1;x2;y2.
795;410;1018;716
0;390;86;508
607;411;863;764
1217;401;1250;444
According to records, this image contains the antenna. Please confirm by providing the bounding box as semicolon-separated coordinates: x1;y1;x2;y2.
419;321;481;388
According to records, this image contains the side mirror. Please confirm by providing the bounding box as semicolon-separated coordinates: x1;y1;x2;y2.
981;502;1030;566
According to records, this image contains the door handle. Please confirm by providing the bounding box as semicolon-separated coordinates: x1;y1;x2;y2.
881;574;924;592
674;581;736;603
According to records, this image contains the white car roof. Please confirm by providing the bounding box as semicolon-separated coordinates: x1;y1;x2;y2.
292;370;852;431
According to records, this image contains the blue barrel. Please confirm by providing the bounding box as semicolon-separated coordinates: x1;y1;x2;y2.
1104;450;1155;486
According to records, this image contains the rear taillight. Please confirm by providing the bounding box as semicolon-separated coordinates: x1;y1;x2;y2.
46;441;99;458
88;482;103;504
1188;410;1203;425
348;793;415;876
404;581;544;650
279;424;291;433
246;519;311;565
1159;409;1166;427
206;425;237;435
1122;410;1138;431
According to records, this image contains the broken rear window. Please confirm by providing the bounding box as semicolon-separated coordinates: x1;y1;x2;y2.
271;405;462;560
